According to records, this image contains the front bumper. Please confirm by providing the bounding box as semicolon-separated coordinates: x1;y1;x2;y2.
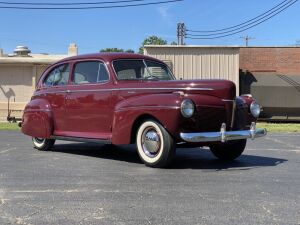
180;122;267;143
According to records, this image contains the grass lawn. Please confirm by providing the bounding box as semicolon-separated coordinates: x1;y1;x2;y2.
0;122;20;131
257;122;300;133
0;122;299;133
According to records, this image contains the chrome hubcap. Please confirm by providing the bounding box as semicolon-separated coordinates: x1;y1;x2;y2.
33;138;45;145
141;127;161;158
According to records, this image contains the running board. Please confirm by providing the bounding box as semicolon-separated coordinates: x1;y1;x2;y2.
50;135;111;144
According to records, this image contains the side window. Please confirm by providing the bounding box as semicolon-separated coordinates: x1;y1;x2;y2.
117;69;137;80
73;61;109;84
44;64;70;86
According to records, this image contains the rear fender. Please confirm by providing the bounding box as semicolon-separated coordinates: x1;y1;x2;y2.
21;99;53;138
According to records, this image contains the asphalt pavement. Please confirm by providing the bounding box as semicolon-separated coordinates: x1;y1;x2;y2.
0;131;299;225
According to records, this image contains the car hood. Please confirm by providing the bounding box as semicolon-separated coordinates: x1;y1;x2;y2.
119;79;236;100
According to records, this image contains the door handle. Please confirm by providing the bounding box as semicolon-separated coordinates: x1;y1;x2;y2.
66;90;72;94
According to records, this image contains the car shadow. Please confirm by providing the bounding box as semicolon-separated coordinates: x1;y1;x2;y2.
52;143;142;164
171;148;287;170
52;143;287;170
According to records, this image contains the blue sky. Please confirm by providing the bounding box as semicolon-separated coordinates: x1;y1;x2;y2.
0;0;299;54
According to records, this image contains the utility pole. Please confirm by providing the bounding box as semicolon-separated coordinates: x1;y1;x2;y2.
177;23;186;45
240;35;255;47
177;23;180;45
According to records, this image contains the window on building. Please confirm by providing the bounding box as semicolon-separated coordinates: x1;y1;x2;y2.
44;64;70;86
73;61;109;84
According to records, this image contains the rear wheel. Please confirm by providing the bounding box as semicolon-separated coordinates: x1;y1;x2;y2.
32;137;55;151
136;120;175;168
210;139;247;161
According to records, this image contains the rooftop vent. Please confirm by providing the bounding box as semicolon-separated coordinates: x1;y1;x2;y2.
14;46;31;57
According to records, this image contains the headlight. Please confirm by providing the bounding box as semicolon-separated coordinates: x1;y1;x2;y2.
181;99;195;118
250;101;261;117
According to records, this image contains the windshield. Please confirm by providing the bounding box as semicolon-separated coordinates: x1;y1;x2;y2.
113;59;174;80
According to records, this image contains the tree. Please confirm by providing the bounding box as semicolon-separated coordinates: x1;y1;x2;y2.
100;48;124;52
125;49;135;53
100;48;135;53
170;41;177;45
139;35;168;54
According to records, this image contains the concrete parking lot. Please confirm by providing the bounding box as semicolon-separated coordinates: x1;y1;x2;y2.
0;131;299;225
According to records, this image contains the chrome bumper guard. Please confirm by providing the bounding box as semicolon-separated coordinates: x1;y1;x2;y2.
180;122;267;143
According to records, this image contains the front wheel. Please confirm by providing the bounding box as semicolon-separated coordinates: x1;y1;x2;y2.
136;120;175;168
32;137;55;151
210;139;247;161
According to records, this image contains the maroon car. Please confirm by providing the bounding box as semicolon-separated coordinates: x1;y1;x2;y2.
21;53;267;168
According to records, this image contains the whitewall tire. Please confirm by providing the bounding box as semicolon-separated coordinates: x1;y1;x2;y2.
32;137;55;151
136;120;175;168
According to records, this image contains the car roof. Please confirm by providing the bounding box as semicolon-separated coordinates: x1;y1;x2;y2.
57;53;160;63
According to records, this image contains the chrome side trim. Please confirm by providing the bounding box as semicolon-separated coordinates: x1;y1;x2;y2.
117;87;214;91
180;123;267;143
241;94;253;98
222;99;235;102
24;109;51;112
230;100;236;129
115;105;180;112
50;135;111;144
33;87;213;96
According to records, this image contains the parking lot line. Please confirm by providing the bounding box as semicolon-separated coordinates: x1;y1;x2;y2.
264;136;300;149
0;148;16;154
247;148;300;153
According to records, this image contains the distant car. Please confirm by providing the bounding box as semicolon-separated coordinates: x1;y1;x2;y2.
21;53;267;168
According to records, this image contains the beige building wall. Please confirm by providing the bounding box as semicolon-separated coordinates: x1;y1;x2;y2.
144;45;240;94
0;43;78;121
0;57;69;121
0;63;51;121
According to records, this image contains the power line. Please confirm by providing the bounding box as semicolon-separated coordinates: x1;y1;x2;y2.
0;0;152;6
186;0;296;37
0;0;183;9
186;0;293;33
185;0;298;40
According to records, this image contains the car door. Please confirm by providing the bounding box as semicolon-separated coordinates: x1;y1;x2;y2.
41;63;70;133
64;60;113;140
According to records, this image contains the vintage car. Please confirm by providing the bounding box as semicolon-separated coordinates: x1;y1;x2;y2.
21;53;267;167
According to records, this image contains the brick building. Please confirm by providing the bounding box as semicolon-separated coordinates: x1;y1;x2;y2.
239;47;300;121
240;47;300;75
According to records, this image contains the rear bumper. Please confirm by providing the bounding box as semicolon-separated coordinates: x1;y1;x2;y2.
180;122;267;143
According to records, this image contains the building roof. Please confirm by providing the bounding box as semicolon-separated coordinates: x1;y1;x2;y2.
0;43;78;65
240;46;300;48
145;45;300;49
0;54;68;64
144;45;240;48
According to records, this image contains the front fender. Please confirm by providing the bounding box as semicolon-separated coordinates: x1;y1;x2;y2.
21;99;53;138
112;94;182;145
